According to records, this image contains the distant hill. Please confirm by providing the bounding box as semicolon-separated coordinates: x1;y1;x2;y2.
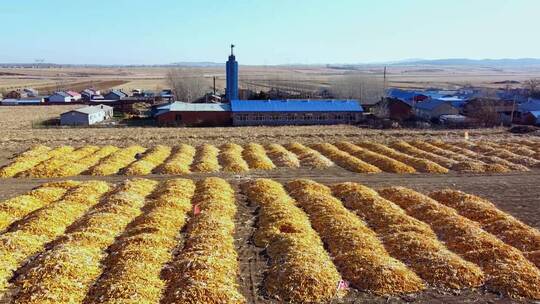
390;58;540;67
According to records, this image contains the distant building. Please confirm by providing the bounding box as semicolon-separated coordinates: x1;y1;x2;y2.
66;91;82;101
522;111;540;125
103;90;128;100
60;105;114;126
5;90;28;99
225;44;239;101
230;99;363;126
48;91;72;103
23;88;39;97
154;101;231;126
1;97;44;105
382;98;414;121
414;99;460;120
81;89;102;101
159;89;174;101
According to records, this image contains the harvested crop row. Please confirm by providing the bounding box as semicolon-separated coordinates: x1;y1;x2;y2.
378;187;540;299
10;178;158;304
85;179;195;303
390;141;457;168
284;142;334;168
161;178;245;303
243;179;342;303
429;189;540;267
219;143;250;173
0;145;52;178
264;143;300;168
286;179;424;295
87;145;147;176
0;181;79;232
190;144;221;172
123;145;172;176
19;146;100;178
429;141;527;172
332;182;485;289
487;142;540;161
0;181;110;293
334;141;415;173
461;142;540;168
157;144;196;174
242;143;276;170
356;141;448;173
311;143;381;173
408;140;471;162
54;145;120;177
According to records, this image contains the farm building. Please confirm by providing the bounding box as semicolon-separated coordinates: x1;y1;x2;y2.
522;111;540;125
381;98;414;121
66;91;82;101
81;89;103;101
230;99;363;126
60;105;114;126
1;97;44;105
154;101;231;126
48;91;72;103
414;99;460;120
103;90;128;100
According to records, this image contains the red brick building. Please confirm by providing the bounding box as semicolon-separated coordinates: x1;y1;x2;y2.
154;102;231;127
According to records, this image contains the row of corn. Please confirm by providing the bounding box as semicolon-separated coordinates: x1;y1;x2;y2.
2;139;540;178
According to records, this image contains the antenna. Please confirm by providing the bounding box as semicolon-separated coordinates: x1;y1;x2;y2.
231;44;235;56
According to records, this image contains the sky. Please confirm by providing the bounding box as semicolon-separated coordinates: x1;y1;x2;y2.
0;0;538;65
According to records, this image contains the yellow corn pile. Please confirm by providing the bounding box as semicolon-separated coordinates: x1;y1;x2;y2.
19;146;100;178
161;178;245;304
429;140;479;158
157;144;196;174
311;143;381;173
242;143;276;170
332;182;485;289
123;145;172;176
85;179;195;303
191;144;221;172
0;145;52;178
264;143;300;168
379;187;540;299
219;143;250;173
11;178;157;304
87;145;147;176
356;142;448;173
409;140;471;162
243;179;342;303
335;141;416;173
285;142;334;168
429;189;540;268
464;142;540;168
0;181;79;232
286;179;425;295
0;181;110;293
59;145;120;177
389;141;457;168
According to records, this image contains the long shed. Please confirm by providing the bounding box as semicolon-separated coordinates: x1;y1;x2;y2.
230;99;363;126
154;102;231;126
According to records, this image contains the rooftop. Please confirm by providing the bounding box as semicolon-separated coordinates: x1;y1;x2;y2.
231;99;363;112
155;102;231;116
63;105;113;115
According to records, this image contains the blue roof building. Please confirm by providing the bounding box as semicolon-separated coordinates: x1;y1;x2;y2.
413;99;460;120
230;99;363;126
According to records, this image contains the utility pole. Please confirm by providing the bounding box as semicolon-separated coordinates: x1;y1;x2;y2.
383;66;387;94
213;76;216;95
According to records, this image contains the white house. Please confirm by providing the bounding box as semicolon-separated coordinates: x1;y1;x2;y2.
49;91;72;103
60;105;114;126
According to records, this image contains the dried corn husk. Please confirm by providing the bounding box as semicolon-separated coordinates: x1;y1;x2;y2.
219;143;250;173
243;179;342;303
332;182;484;289
389;141;456;168
0;145;52;178
19;146;100;178
156;144;196;174
264;143;300;168
87;145;147;176
285;142;334;168
242;143;276;170
286;179;424;295
311;143;381;173
379;186;540;299
335;141;416;173
191;144;221;172
57;145;119;177
356;141;448;173
123;145;171;175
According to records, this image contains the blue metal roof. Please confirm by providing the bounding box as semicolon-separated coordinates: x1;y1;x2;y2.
414;99;455;111
519;99;540;112
230;99;363;112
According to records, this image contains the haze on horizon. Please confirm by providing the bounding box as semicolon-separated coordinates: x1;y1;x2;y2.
0;0;538;65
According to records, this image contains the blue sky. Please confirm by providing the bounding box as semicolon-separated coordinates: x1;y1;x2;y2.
0;0;538;65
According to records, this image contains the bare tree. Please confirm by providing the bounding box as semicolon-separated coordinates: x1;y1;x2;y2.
329;74;384;104
372;98;389;118
166;69;210;102
523;78;540;97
